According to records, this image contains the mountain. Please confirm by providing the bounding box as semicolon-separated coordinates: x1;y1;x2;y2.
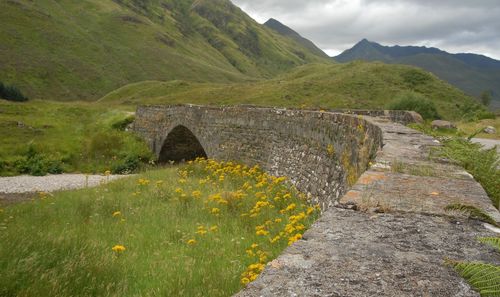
334;39;500;109
0;0;331;101
264;18;329;59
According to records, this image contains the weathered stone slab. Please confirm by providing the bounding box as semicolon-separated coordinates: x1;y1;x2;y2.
236;208;500;297
340;170;500;222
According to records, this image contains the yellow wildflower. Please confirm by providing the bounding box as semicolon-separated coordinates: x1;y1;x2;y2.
241;277;250;285
256;230;269;236
327;144;335;156
112;211;121;217
210;225;218;232
270;235;281;243
187;239;197;245
211;208;220;215
111;245;126;252
285;203;296;211
295;224;305;231
251;243;259;249
288;233;302;245
137;178;150;186
285;223;296;234
191;190;202;198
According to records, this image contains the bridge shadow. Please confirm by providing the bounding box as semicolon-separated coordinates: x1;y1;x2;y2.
159;125;207;163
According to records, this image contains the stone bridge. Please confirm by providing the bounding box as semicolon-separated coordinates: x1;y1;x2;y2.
134;105;500;297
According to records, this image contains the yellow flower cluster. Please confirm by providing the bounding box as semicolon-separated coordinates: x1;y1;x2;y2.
173;157;319;287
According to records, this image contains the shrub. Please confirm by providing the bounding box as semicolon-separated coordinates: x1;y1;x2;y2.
111;154;141;174
458;101;495;122
388;91;441;120
16;146;64;176
0;81;28;102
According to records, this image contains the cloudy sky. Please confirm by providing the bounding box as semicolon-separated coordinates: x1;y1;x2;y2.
232;0;500;59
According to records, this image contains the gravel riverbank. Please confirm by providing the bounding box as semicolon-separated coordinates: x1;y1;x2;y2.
0;174;129;204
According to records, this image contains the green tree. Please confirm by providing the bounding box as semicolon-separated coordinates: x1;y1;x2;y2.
480;90;492;107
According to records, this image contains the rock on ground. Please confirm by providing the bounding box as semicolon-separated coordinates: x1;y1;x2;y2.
431;120;456;130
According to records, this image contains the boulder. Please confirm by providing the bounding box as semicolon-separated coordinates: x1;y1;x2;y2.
431;120;456;130
408;111;424;124
484;126;497;134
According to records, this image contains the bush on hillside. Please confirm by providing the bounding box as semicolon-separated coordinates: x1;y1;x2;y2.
388;91;441;120
0;81;28;102
458;101;495;122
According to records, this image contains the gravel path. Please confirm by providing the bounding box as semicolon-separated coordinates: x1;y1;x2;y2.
471;137;500;153
0;174;128;194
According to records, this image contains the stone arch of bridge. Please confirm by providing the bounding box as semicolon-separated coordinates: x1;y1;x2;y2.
158;125;208;163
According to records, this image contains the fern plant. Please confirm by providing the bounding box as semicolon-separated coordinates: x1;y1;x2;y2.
448;261;500;296
448;237;500;296
479;237;500;253
445;204;499;227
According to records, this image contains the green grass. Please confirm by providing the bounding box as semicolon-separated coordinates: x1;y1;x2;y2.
0;99;152;176
439;138;499;209
0;159;318;296
457;118;500;140
99;62;480;120
410;122;499;208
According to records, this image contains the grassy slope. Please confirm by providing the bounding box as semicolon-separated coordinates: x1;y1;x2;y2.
399;53;500;109
100;62;478;120
334;40;500;109
0;161;318;296
0;0;331;101
0;99;149;175
457;118;500;140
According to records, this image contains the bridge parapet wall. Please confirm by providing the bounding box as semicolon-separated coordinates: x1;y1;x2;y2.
134;105;388;209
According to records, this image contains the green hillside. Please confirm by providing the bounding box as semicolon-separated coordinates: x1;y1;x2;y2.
0;0;331;101
264;18;329;59
335;39;500;109
100;61;478;119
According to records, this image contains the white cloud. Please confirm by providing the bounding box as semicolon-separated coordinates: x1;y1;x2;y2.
231;0;500;59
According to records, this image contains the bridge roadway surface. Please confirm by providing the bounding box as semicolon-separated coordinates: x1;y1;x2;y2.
236;117;500;297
